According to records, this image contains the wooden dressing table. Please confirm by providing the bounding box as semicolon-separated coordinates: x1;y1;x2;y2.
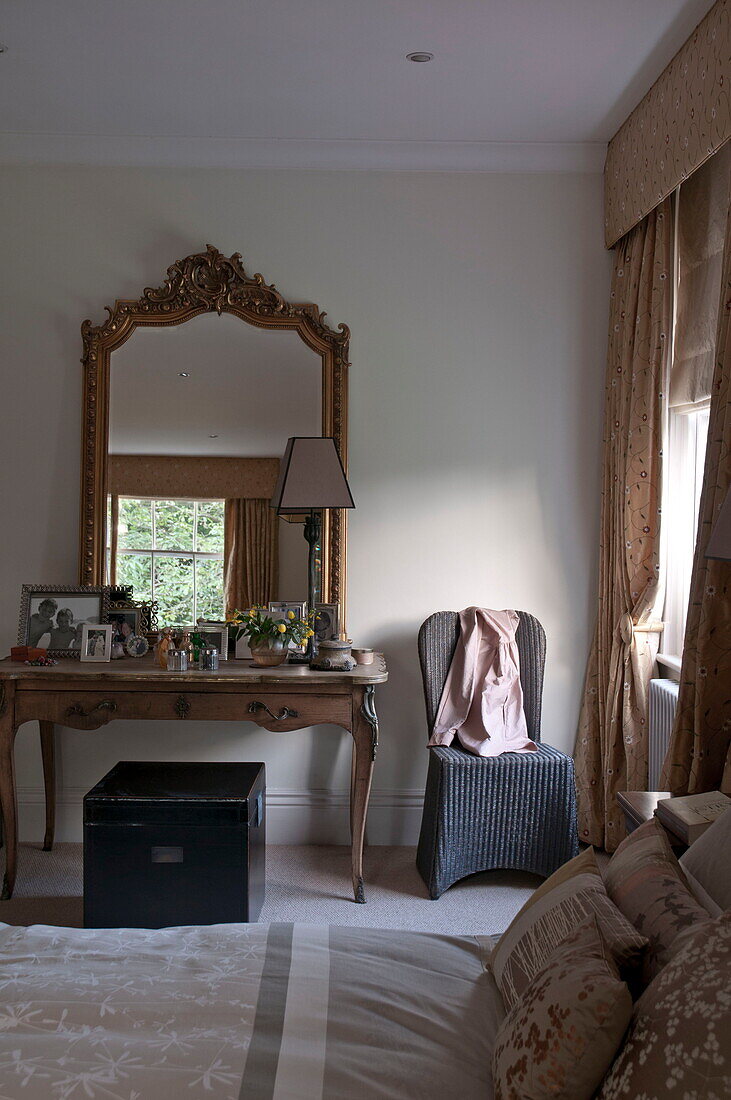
0;655;387;903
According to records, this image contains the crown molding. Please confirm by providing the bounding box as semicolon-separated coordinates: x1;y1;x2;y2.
0;132;606;173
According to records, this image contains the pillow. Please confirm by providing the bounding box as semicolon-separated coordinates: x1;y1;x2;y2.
681;865;722;917
598;913;731;1099
679;804;731;910
493;916;632;1100
604;818;708;983
490;847;647;1010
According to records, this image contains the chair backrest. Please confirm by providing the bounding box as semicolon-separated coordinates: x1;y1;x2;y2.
417;610;546;742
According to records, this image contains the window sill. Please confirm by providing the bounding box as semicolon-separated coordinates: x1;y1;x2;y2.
656;652;682;680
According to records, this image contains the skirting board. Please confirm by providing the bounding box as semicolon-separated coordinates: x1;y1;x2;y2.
16;786;425;846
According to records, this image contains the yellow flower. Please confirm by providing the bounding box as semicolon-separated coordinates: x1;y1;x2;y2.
287;610;295;620
307;629;314;637
277;623;287;633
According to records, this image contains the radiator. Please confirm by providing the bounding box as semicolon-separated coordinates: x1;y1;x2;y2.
648;679;679;788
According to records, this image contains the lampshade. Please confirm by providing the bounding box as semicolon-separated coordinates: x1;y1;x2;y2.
705;486;731;561
271;437;354;514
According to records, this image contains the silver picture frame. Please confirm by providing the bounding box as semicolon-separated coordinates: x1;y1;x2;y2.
196;623;230;661
18;585;110;658
80;623;113;662
269;602;307;652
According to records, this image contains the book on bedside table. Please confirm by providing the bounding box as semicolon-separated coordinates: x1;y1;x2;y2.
654;790;731;844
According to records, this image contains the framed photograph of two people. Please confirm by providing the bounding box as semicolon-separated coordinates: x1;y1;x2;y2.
18;585;110;658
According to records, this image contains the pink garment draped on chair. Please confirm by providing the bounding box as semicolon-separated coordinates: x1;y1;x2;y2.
429;607;537;758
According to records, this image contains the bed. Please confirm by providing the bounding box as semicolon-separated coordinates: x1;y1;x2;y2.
0;921;503;1099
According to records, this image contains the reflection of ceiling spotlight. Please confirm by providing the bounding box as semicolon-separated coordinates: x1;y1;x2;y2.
406;52;433;62
178;371;190;377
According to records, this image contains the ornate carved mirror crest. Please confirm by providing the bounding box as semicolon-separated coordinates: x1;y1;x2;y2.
80;244;349;620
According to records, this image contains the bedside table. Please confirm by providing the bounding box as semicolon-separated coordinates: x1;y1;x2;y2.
616;791;687;852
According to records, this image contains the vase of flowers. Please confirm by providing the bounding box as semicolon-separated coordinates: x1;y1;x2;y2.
228;607;314;667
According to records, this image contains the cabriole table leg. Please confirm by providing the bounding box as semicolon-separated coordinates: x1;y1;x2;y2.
350;685;378;903
0;683;19;900
39;721;56;851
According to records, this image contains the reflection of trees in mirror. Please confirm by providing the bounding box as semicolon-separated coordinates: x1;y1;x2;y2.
113;497;225;626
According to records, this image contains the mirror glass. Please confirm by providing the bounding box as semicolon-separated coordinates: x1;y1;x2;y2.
106;312;321;628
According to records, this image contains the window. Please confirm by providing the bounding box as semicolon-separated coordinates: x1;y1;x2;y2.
109;498;225;626
660;147;727;662
662;406;710;658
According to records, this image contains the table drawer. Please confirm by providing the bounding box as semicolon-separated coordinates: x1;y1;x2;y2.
16;690;351;731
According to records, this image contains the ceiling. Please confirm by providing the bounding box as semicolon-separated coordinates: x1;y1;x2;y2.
0;0;716;171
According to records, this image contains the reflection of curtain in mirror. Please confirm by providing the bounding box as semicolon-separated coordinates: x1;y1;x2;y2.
224;499;279;614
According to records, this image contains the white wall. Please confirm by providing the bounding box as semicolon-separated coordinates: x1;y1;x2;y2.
0;166;611;843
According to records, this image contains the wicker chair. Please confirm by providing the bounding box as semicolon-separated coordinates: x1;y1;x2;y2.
416;611;579;899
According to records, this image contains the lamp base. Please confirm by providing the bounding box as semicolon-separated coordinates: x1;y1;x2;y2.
287;651;310;665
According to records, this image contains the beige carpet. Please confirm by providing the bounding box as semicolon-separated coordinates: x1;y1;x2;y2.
1;842;540;936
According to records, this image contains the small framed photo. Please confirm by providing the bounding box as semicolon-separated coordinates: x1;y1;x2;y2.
107;608;141;642
80;623;113;662
107;595;158;637
125;634;150;658
19;585;109;658
196;623;229;660
313;603;339;642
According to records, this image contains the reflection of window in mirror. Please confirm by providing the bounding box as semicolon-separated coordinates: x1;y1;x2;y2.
106;496;225;626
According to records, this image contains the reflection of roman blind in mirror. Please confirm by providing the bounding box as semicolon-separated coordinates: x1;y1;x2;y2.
671;142;731;411
108;455;280;499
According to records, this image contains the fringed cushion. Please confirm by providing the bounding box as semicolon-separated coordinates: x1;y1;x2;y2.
493;916;632;1100
490;847;647;1010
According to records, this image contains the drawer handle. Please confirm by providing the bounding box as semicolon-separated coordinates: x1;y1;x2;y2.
248;701;298;722
175;696;191;719
66;700;117;719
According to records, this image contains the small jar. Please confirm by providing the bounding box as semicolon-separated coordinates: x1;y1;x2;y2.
199;646;219;671
167;647;188;672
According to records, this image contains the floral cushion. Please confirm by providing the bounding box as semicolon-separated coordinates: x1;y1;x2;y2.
490;846;647;1009
493;916;632;1100
598;912;731;1099
604;818;708;984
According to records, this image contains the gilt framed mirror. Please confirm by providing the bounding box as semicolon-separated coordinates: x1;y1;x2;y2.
79;245;349;629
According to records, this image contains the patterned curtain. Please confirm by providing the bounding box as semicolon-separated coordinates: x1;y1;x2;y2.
224;498;279;615
575;199;673;851
661;189;731;795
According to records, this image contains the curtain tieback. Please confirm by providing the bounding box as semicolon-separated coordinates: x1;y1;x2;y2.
619;613;665;645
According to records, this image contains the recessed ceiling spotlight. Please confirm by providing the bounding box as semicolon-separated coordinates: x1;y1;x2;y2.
178;371;190;377
208;434;219;438
406;52;433;63
0;44;7;54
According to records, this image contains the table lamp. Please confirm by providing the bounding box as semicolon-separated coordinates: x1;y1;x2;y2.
271;437;354;660
705;485;731;561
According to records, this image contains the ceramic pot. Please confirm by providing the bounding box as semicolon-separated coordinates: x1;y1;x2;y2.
250;639;289;667
309;639;356;672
